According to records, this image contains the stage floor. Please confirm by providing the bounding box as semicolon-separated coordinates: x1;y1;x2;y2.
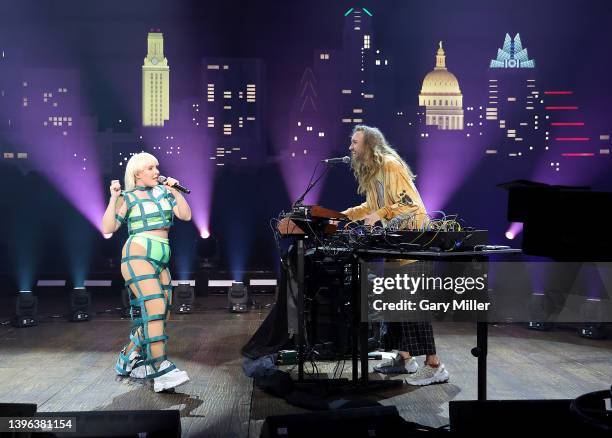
0;292;611;437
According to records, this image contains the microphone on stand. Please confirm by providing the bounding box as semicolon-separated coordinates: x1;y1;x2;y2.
321;156;351;164
158;175;191;194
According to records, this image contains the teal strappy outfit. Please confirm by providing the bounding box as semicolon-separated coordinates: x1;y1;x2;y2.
114;184;178;378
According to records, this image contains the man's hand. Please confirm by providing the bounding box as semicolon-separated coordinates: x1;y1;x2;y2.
364;212;382;226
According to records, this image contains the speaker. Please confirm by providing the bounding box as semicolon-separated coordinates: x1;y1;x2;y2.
260;406;404;438
450;399;601;434
36;409;180;437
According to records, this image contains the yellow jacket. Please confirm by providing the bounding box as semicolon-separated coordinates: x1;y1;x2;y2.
342;156;428;229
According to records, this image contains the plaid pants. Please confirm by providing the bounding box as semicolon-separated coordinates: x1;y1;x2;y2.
383;321;436;356
381;260;436;356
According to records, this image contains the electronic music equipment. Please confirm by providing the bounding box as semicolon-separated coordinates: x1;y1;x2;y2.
277;205;347;236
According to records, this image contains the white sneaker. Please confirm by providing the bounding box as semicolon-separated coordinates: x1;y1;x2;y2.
129;363;155;379
374;355;419;374
115;350;140;376
405;364;449;386
153;361;190;392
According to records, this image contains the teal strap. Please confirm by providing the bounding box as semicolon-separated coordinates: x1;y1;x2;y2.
121;256;164;274
131;356;176;379
121;255;151;263
141;334;169;344
130;293;166;305
115;213;126;224
125;273;158;287
145;364;176;379
148;189;170;228
129;333;143;347
141;314;166;323
136;194;149;230
125;239;144;297
167;189;177;208
140;355;167;366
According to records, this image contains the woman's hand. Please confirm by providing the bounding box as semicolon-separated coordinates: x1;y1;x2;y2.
110;180;122;198
163;177;180;193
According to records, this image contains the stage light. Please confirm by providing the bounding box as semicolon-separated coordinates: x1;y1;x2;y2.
200;229;210;239
13;291;38;328
121;287;141;319
103;233;113;239
173;281;195;314
527;292;554;331
579;298;607;340
505;222;523;240
70;287;91;322
228;281;249;313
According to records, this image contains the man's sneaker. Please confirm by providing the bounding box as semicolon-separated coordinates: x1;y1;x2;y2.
153;361;190;392
115;350;140;376
374;356;419;374
405;364;449;386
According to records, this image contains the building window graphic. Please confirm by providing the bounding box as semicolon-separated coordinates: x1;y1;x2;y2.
246;84;256;103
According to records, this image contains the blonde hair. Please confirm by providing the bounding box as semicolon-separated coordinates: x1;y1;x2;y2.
124;152;159;192
350;125;415;195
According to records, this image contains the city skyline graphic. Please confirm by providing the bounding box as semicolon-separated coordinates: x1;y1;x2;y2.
0;0;610;283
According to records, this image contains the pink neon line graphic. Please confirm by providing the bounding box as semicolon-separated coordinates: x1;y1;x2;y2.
555;137;590;141
561;153;595;157
544;91;573;95
550;122;584;126
545;106;578;110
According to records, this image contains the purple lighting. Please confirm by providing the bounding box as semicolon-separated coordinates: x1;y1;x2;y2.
417;134;484;213
279;153;328;205
144;131;215;236
505;222;523;240
18;68;107;232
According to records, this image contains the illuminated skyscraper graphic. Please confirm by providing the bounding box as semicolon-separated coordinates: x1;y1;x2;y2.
484;32;543;158
142;31;170;127
336;8;394;130
418;42;464;130
490;33;535;69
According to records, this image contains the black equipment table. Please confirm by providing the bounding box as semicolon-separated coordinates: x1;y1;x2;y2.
350;248;521;400
290;234;520;399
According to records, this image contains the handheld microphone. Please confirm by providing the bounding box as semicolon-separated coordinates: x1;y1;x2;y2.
321;156;351;164
158;175;191;194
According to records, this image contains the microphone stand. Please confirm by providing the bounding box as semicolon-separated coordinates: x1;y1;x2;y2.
292;161;337;209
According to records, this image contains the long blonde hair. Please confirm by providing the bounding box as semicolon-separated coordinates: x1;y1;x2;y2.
124;152;159;192
350;125;415;195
